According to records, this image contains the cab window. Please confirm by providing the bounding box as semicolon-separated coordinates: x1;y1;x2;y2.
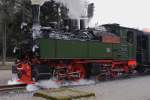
127;31;134;43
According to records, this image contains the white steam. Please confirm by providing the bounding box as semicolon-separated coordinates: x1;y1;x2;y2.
61;79;95;87
31;0;48;5
69;79;95;86
36;80;60;89
26;80;60;91
26;79;95;91
26;84;40;92
31;0;88;19
8;74;22;85
7;80;22;85
27;79;95;91
54;0;88;19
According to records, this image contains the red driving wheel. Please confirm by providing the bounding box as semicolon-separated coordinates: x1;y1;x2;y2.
111;71;118;78
68;64;87;80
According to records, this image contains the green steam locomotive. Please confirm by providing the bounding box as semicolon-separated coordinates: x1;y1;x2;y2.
12;23;150;84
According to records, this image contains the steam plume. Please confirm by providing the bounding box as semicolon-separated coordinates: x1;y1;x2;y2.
31;0;88;19
54;0;87;19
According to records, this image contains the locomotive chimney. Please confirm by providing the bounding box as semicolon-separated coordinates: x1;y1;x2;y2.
32;4;40;24
31;0;44;25
31;0;42;39
32;5;40;25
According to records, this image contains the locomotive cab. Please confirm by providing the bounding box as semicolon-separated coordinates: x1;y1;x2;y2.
136;32;150;73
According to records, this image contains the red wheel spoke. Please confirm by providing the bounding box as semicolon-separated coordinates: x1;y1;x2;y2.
67;64;86;81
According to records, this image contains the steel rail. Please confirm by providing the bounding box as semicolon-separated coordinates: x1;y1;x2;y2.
0;84;27;92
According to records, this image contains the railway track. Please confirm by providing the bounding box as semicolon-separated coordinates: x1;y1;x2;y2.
0;73;148;93
0;84;27;92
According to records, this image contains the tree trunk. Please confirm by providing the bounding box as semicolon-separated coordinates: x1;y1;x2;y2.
2;22;7;65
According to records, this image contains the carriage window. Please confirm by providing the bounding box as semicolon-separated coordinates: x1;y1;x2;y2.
127;31;134;43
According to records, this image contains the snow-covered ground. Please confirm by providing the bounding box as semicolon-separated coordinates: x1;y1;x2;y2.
0;70;150;100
